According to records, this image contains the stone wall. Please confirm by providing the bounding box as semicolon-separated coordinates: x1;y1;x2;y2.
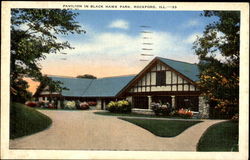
198;96;210;118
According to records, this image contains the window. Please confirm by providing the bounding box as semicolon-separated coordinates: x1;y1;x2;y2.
156;71;166;86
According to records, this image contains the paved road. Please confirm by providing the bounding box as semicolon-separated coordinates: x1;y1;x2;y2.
9;110;225;151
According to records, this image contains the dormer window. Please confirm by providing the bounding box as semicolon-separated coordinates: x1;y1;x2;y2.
156;71;166;86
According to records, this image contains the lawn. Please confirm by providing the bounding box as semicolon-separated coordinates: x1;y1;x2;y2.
120;118;202;137
94;111;181;119
197;120;239;151
10;102;52;139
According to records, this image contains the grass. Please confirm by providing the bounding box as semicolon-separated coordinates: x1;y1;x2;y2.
94;111;182;119
197;121;239;151
120;118;202;137
10;102;52;139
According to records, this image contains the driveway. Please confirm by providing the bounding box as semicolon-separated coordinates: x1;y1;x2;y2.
9;110;225;151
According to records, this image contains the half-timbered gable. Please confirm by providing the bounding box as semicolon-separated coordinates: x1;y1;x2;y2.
128;60;198;93
118;57;201;112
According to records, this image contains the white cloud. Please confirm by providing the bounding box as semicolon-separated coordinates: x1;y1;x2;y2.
41;29;200;77
181;19;200;28
108;19;129;30
46;30;199;64
185;32;202;44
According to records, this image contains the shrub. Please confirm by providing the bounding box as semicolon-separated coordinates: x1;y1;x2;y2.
151;102;172;116
64;101;76;110
107;100;131;113
169;110;179;117
177;108;193;118
88;101;97;106
25;101;37;107
79;102;89;110
37;101;46;108
47;103;56;109
231;113;239;122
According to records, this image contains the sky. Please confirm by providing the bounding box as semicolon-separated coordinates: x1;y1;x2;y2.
28;10;218;93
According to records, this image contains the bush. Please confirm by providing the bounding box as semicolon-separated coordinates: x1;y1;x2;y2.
25;101;37;107
107;100;131;113
64;101;76;110
177;108;193;118
88;101;97;106
79;102;89;110
169;110;178;117
47;103;56;109
231;113;239;122
37;101;46;108
151;102;172;116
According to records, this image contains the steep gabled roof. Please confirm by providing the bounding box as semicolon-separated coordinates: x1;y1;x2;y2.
157;57;200;82
117;57;200;97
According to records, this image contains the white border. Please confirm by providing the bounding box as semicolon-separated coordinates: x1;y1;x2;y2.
1;2;249;159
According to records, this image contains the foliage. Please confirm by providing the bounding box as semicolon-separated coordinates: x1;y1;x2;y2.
197;121;238;151
79;102;89;110
11;78;33;103
34;75;68;98
231;113;239;122
106;100;131;113
47;102;57;109
11;9;85;102
193;11;240;118
177;108;193;119
76;74;97;79
120;118;202;137
25;101;37;107
10;102;52;139
87;101;97;106
36;101;46;108
64;101;76;109
151;102;172;116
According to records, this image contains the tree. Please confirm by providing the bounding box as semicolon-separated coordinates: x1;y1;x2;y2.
193;11;240;118
11;9;85;102
76;74;97;79
11;78;32;103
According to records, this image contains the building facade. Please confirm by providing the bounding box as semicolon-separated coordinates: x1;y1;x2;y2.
35;57;209;118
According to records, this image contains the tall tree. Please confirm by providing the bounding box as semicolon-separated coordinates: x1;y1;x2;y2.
193;11;240;118
11;9;85;102
76;74;97;79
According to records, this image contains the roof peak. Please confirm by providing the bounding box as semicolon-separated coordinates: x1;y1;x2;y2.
156;56;197;65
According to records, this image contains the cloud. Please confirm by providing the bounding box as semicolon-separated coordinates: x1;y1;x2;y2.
181;19;200;28
185;32;202;44
108;19;129;30
41;30;200;77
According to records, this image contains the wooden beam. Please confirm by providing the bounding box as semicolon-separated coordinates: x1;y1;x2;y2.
126;91;201;96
